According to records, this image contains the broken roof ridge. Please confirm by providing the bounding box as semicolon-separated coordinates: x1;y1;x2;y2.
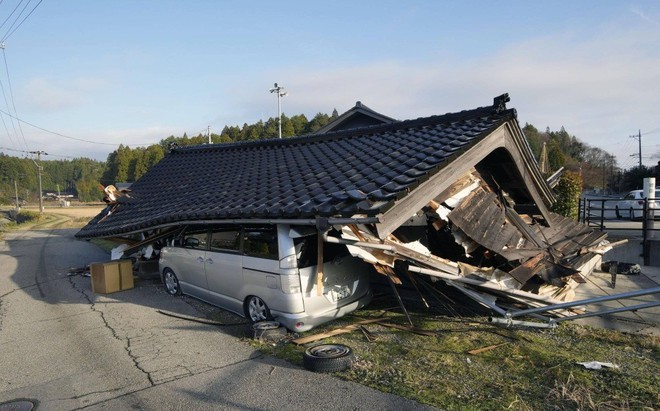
174;94;515;154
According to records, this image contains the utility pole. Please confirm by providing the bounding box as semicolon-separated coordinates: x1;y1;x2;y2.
269;83;287;139
14;178;19;210
29;150;47;213
630;129;642;168
207;125;211;144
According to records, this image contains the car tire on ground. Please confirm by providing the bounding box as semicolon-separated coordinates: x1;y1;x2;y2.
303;344;355;373
244;295;272;322
163;268;182;296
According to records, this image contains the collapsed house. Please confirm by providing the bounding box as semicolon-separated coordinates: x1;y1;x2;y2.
76;94;612;325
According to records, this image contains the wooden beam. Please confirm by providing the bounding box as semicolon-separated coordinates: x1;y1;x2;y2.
316;232;324;296
291;317;385;345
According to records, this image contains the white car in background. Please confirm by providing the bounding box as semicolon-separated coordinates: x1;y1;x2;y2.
615;189;660;220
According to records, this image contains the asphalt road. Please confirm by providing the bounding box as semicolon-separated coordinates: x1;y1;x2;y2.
0;228;435;410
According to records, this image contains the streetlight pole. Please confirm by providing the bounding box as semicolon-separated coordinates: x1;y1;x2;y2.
29;150;47;214
269;83;287;139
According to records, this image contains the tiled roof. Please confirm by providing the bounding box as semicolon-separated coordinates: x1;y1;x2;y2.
312;101;397;134
76;95;517;238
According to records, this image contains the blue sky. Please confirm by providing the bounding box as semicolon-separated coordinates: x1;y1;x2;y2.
0;1;658;169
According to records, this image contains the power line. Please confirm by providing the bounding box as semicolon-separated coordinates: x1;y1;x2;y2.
630;130;642;168
0;106;156;146
1;47;29;151
2;0;42;41
0;0;26;35
0;146;97;160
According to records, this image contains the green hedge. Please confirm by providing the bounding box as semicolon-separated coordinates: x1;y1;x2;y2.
552;171;583;220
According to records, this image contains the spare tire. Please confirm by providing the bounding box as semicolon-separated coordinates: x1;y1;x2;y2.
303;344;355;373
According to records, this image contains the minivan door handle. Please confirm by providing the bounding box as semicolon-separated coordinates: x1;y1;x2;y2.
196;256;204;263
206;258;213;264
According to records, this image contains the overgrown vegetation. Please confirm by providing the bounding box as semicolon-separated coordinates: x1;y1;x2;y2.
250;298;659;411
523;124;660;192
0;209;42;238
552;171;583;220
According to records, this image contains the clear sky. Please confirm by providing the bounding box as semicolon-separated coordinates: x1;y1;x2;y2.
0;0;658;170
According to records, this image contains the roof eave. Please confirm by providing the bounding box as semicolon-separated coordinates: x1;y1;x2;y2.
374;119;555;239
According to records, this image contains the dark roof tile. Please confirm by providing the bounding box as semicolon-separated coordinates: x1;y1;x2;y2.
76;99;515;238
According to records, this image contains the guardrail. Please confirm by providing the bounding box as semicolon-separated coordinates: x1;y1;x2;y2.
579;197;658;265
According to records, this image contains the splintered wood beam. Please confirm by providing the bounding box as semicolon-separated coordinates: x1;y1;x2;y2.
316;232;324;296
348;224;367;241
467;342;510;355
291;317;385;345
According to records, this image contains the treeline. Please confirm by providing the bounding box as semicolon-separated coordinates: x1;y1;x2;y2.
0;112;339;204
523;124;660;192
2;110;658;205
101;111;339;184
0;153;105;203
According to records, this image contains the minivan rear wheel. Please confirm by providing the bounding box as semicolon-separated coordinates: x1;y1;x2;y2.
163;268;182;296
244;296;272;322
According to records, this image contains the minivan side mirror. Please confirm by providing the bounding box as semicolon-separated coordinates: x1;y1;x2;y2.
185;237;200;248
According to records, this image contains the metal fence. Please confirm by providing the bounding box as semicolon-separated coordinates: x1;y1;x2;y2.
580;197;658;265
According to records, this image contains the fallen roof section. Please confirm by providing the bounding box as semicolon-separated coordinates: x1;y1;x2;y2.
76;94;553;240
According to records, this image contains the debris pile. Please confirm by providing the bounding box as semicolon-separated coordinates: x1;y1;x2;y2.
329;168;618;322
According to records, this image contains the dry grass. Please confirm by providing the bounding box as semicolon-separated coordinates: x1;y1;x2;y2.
252;296;660;411
1;205;103;232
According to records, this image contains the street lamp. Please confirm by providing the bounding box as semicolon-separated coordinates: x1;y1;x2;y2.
269;82;287;139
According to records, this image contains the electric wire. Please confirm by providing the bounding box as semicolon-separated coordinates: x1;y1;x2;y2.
0;0;25;35
0;106;155;146
1;0;31;41
0;67;23;151
0;107;16;148
1;48;29;151
2;0;42;41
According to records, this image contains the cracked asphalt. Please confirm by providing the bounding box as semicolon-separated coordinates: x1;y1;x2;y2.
0;228;435;410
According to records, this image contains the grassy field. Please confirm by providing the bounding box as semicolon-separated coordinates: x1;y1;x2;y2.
0;205;104;232
252;296;659;411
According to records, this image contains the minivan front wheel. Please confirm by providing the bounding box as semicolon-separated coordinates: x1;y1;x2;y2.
163;268;182;296
245;296;272;322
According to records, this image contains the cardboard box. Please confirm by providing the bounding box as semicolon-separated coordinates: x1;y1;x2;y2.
90;260;134;294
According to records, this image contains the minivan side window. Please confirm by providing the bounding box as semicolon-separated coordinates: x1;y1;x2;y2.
210;228;241;252
183;230;208;250
243;227;278;260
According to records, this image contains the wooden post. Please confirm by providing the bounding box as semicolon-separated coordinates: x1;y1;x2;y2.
316;232;324;296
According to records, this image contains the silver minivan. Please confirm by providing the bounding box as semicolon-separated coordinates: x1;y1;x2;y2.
158;224;372;332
